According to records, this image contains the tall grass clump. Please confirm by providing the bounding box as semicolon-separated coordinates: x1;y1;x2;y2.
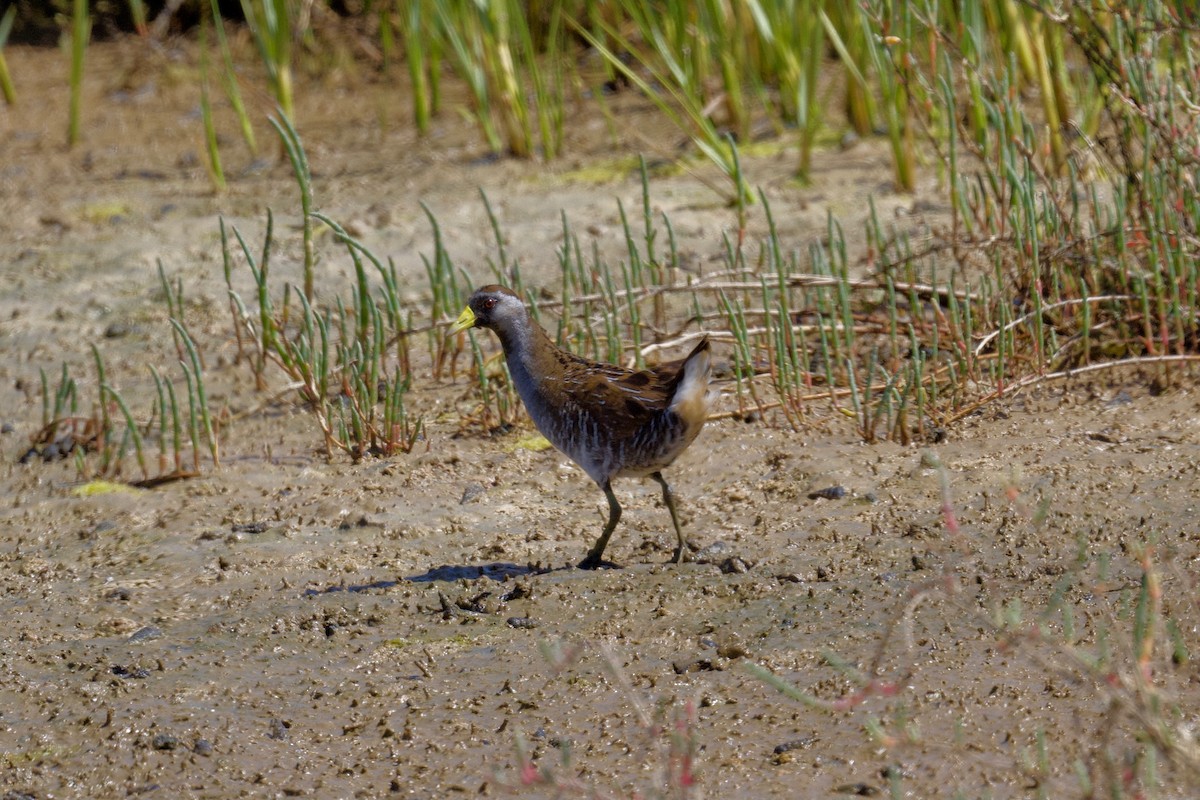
66;0;90;147
435;0;568;159
399;0;442;135
240;0;296;121
198;12;226;192
437;0;1200;447
0;5;16;105
220;123;422;460
572;3;752;201
209;0;258;157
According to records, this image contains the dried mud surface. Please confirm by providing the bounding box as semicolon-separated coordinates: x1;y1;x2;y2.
2;42;1199;799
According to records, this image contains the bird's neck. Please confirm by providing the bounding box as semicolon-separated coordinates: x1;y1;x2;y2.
496;315;557;405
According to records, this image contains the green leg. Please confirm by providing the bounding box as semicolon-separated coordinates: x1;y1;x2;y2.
651;471;689;564
578;481;622;569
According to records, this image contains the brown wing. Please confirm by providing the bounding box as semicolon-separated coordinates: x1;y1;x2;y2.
546;339;708;440
535;353;674;441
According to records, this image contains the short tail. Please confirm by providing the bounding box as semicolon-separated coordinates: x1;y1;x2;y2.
669;336;714;424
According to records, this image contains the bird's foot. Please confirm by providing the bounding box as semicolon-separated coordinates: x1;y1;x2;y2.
577;554;622;570
670;538;698;565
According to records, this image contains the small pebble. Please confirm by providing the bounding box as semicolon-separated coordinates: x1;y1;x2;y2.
111;664;150;679
808;486;846;500
506;617;537;630
716;641;748;659
193;739;213;756
672;657;715;674
0;422;13;434
719;556;751;574
773;736;816;755
1106;390;1133;407
151;733;179;751
460;482;487;504
267;718;290;741
693;541;731;561
127;626;162;643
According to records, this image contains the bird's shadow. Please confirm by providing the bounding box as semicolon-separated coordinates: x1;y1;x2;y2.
406;559;634;582
301;561;605;597
406;562;548;583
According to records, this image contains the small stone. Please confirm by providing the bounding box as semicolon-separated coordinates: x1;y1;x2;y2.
506;617;537;629
460;482;487;504
773;736;816;755
111;664;150;679
693;541;731;562
127;625;162;643
716;640;748;659
268;718;290;741
151;733;179;751
672;657;715;674
719;556;751;574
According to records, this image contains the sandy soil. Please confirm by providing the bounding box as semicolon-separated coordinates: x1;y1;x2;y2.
2;40;1199;799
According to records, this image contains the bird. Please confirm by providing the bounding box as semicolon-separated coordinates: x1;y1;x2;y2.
449;285;714;569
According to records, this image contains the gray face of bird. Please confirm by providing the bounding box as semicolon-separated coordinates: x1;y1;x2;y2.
470;287;528;338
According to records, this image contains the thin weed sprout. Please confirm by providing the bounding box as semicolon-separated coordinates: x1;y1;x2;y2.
746;452;1200;797
22;318;219;486
493;639;699;800
17;244;222;482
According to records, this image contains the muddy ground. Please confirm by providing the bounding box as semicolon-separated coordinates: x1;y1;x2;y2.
1;40;1199;799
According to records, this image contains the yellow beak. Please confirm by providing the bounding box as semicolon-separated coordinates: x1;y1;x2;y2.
448;306;477;336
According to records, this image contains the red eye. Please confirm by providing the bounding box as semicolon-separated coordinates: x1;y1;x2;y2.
483;297;497;310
